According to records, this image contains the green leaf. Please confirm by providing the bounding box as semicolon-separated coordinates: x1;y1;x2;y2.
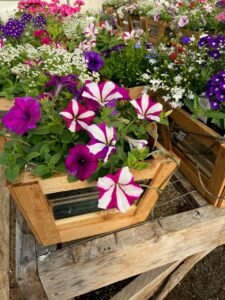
135;162;149;170
0;152;8;166
67;174;78;183
127;152;137;167
31;126;51;135
32;165;49;177
49;153;62;166
26;152;40;161
5;165;20;183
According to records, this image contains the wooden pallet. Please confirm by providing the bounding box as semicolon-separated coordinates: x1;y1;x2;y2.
12;172;225;300
160;107;225;208
7;144;178;246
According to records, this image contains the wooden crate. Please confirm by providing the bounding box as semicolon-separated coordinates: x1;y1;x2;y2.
146;19;171;44
160;107;225;208
7;147;178;246
117;13;132;31
130;15;148;31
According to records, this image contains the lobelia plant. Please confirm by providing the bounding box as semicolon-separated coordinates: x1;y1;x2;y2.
0;79;167;212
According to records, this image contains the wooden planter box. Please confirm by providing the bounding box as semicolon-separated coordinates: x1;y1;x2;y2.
146;19;171;44
0;97;13;112
160;107;225;208
130;15;148;31
8;147;177;246
117;13;132;31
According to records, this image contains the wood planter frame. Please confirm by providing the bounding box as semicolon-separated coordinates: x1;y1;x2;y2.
8;147;178;246
160;107;225;208
130;15;148;31
146;19;171;44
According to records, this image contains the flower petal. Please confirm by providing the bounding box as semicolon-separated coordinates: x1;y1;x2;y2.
98;186;115;209
146;102;163;114
59;112;73;119
97;176;115;190
118;167;133;185
78;111;95;119
101;81;116;100
72;99;79;116
120;183;143;197
88;142;106;155
69;120;76;132
88;124;106;143
141;93;149;114
116;185;131;212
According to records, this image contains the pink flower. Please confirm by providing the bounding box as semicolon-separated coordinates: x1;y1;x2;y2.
216;12;225;23
33;29;48;38
82;81;127;110
40;36;52;45
79;39;96;51
97;167;143;212
178;15;189;27
122;29;144;41
88;123;116;163
83;23;98;38
59;99;95;132
131;93;163;122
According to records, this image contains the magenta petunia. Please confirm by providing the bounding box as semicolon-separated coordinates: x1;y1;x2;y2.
2;97;41;135
97;167;143;212
65;144;98;181
88;122;116;163
82;81;129;111
59;99;95;132
130;93;163;122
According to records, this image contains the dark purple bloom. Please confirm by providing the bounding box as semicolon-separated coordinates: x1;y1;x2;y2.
46;74;80;97
209;50;221;59
180;36;191;44
20;13;33;25
3;19;25;39
210;101;221;110
2;97;41;135
33;15;46;28
65;144;98;181
198;36;209;47
84;51;104;72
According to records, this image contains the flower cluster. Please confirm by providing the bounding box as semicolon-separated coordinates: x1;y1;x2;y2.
205;70;225;109
198;34;225;59
1;80;164;212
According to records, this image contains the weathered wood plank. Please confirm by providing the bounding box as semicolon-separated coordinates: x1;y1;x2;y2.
0;167;10;300
9;182;61;245
16;211;48;300
111;261;181;300
155;248;216;300
38;205;225;299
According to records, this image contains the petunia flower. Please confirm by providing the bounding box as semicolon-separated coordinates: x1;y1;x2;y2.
84;51;104;72
79;39;96;51
60;99;95;132
125;136;148;150
82;81;128;111
2;97;41;135
97;167;143;212
83;23;98;38
178;15;189;27
131;93;163;122
88;123;116;163
46;74;80;97
65;144;98;181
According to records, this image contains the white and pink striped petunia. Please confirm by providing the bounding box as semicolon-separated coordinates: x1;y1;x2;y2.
82;81;127;110
59;99;95;132
83;23;98;38
122;29;144;41
125;136;148;150
97;167;143;212
131;93;163;122
88;122;116;163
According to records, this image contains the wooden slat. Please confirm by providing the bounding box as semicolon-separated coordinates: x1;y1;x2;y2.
0;97;14;112
12;156;164;195
38;205;225;299
16;210;48;300
134;160;177;222
8;182;61;245
111;261;181;300
207;144;225;207
128;86;144;99
0;167;10;300
56;206;137;243
155;248;215;300
170;108;221;154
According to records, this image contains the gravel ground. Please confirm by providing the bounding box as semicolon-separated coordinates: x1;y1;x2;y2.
9;182;225;300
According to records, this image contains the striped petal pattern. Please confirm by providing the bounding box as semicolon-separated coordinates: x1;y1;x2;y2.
97;167;143;212
83;23;98;37
82;81;127;111
131;93;163;122
59;99;95;132
88;122;116;163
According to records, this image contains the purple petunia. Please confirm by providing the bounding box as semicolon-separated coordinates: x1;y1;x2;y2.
178;16;189;28
97;167;143;212
205;70;225;110
60;99;95;132
87;123;116;163
180;36;191;45
84;51;104;72
2;97;41;135
209;50;221;59
3;19;25;39
46;74;80;97
20;13;33;25
130;93;163;122
65;144;98;181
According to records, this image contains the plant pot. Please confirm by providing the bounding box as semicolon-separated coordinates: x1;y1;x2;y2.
147;19;171;44
130;15;148;31
160;102;225;208
7;143;178;245
118;13;132;31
